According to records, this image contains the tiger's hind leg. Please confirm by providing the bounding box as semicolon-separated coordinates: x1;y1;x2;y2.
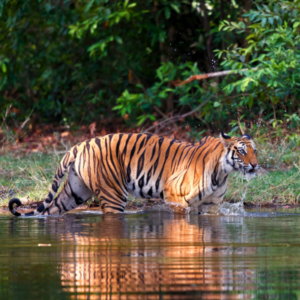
43;164;94;215
97;187;128;214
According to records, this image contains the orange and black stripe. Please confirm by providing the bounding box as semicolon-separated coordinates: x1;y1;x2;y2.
9;132;258;216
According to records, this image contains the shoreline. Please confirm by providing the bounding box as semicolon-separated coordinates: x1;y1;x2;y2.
1;201;299;216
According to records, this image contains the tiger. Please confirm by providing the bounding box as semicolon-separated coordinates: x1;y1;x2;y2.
9;132;259;216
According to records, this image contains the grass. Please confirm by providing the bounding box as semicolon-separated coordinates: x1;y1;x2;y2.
226;167;300;205
0;152;63;206
1;137;300;208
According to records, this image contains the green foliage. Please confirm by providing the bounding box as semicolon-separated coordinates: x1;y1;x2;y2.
69;1;149;59
216;0;300;126
0;0;243;130
113;61;230;128
1;0;299;136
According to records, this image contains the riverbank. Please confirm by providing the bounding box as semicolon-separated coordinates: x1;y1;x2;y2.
1;136;300;209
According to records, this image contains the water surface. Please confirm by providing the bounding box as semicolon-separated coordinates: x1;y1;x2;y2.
1;209;300;299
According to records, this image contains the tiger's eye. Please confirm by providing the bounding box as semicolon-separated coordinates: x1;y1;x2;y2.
239;150;246;155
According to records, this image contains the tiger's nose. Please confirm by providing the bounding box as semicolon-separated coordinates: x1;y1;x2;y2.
250;162;257;168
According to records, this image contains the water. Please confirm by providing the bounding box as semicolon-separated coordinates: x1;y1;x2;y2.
1;208;300;299
148;201;247;216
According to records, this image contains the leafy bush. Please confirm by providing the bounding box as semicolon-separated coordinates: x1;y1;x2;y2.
113;61;229;129
1;0;300;138
216;0;300;132
0;0;244;130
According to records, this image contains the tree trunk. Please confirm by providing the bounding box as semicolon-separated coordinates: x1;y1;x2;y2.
200;0;213;71
220;0;225;51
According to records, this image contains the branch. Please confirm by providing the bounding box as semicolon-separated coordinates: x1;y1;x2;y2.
15;108;34;140
145;98;211;132
172;68;258;86
153;106;178;129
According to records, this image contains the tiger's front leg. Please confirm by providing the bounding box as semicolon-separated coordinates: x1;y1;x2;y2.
43;164;94;215
163;170;214;213
163;170;193;209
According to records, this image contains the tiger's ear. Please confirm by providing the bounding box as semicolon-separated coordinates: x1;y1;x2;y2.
242;133;251;140
219;131;234;148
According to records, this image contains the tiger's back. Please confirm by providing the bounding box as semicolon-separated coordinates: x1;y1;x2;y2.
76;133;202;202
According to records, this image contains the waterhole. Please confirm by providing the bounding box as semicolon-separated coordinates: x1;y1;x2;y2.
1;208;300;299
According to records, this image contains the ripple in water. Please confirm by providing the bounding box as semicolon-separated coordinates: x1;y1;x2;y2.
147;201;247;216
217;201;246;215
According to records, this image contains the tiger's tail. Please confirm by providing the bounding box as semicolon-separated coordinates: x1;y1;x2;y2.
9;148;77;217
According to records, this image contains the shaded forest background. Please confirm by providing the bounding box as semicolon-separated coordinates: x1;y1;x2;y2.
0;0;300;143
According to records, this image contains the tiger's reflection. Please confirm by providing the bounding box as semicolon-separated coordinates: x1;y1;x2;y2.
57;212;255;299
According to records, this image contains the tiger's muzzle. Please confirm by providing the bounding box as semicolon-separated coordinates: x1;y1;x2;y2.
242;163;260;177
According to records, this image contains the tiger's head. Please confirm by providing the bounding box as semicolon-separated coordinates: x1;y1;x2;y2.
220;132;259;178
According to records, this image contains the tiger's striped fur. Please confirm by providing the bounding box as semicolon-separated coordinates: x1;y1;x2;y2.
9;132;259;216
